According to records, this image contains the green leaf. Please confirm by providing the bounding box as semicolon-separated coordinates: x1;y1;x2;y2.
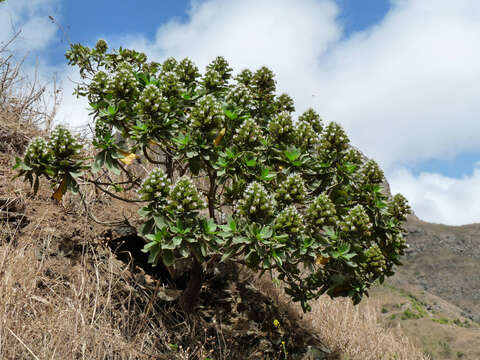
342;253;356;260
189;156;202;175
228;218;237;232
338;243;350;254
104;153;120;175
69;170;83;178
148;247;161;265
225;147;236;159
13;157;32;171
172;236;182;247
284;146;301;162
139;218;155;236
245;157;257;167
162;250;175;267
108;105;118;115
178;245;190;258
258;226;273;240
153;214;167;229
232;236;250;245
137;206;152;218
203;218;217;234
220;249;235;263
261;167;276;181
223;108;238;120
142;241;158;253
271;249;283;266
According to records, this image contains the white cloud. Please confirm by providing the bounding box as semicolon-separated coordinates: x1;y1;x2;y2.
388;167;480;225
0;0;59;55
313;0;480;169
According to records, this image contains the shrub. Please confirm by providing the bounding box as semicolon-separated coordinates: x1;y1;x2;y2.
14;40;410;312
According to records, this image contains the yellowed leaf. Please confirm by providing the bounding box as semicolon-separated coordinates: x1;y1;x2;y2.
119;152;138;165
148;139;160;146
316;254;330;265
213;128;226;146
52;175;68;201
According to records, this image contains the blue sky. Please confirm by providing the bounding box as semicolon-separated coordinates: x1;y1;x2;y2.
1;0;480;225
47;1;391;65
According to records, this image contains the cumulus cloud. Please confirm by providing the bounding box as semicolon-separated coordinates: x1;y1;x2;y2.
0;0;59;55
388;167;480;225
313;0;480;169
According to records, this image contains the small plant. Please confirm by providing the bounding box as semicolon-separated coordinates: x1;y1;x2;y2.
14;40;411;313
401;308;422;320
273;319;288;359
432;317;449;325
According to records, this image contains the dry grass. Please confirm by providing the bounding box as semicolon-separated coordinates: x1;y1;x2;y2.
253;272;430;360
0;185;219;360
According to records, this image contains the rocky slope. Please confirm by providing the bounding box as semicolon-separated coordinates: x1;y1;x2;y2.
399;215;480;322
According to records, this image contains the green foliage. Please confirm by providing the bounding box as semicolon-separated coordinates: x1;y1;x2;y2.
15;39;411;312
14;126;87;196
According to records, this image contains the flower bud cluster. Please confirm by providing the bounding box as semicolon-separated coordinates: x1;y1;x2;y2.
345;148;363;166
361;160;384;184
109;63;138;98
138;168;171;202
252;66;276;96
388;194;411;222
233;118;264;146
235;69;254;87
158;71;181;99
189;95;224;130
225;84;253;110
166;176;206;214
364;245;386;273
162;57;178;72
305;194;337;230
339;205;372;236
204;56;232;91
268;111;294;142
47;125;80;160
24;137;51;165
89;71;110;98
275;93;295;113
135;84;170;115
275;173;307;204
95;39;108;54
319;122;350;154
275;205;304;236
94;119;112;144
118;49;146;64
298;109;323;133
238;182;275;221
176;58;200;87
295;120;319;149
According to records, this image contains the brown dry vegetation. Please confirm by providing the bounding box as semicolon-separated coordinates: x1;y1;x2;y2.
0;38;430;359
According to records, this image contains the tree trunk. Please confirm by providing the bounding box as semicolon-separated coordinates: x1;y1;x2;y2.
179;257;203;313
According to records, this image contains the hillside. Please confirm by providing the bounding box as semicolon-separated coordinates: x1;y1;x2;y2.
362;215;480;359
402;216;480;322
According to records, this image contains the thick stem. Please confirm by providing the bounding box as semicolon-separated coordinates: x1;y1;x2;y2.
179;167;215;312
166;153;174;180
179;256;203;313
207;167;217;220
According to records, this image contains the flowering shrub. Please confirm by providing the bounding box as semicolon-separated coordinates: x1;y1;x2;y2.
14;40;411;312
